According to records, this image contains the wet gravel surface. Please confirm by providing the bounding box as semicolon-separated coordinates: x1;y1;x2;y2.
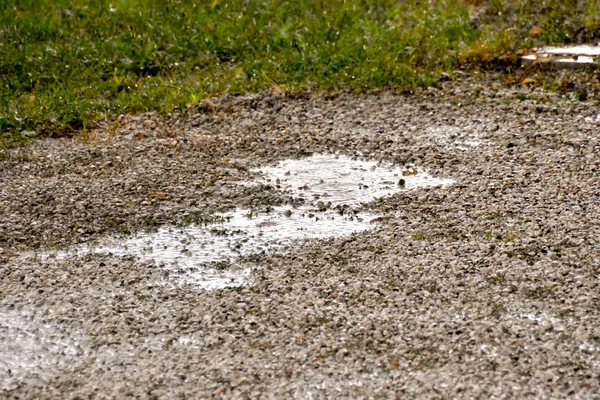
1;81;600;398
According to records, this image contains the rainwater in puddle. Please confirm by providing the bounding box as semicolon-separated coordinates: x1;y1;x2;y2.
26;154;454;289
253;153;454;206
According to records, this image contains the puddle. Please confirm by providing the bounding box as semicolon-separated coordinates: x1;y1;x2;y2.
32;206;377;289
522;44;600;67
24;154;454;289
252;154;454;206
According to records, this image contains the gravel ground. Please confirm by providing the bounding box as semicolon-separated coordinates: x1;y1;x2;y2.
1;79;600;398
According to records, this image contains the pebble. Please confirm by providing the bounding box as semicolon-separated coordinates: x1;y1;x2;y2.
1;80;600;397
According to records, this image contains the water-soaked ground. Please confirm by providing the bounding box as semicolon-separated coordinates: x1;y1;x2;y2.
252;153;454;206
0;310;87;392
2;86;600;398
25;154;454;289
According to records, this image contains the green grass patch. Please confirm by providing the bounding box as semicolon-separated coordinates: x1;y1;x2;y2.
1;0;599;147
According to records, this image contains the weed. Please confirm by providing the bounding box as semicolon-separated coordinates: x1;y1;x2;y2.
523;285;554;300
412;231;434;241
485;274;506;285
1;0;599;148
516;93;529;101
490;303;505;318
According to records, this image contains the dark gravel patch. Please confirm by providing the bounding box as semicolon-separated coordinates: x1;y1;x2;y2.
1;82;600;398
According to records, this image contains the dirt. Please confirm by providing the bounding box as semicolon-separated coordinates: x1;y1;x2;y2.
1;79;600;398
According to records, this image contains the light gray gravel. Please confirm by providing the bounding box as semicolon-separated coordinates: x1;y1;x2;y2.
1;80;600;398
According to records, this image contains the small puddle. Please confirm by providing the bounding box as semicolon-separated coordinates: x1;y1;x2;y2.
38;206;376;289
252;153;454;206
24;154;454;289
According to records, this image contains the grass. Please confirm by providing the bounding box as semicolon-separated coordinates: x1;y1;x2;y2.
1;0;600;148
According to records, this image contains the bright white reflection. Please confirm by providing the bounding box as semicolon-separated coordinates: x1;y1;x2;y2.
25;154;455;289
254;154;454;207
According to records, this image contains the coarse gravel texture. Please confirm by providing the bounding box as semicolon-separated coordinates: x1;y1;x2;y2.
1;79;600;398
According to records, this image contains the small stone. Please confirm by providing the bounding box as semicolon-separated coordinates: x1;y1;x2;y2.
21;130;37;138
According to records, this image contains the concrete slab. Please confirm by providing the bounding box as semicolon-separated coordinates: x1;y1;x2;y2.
521;44;600;69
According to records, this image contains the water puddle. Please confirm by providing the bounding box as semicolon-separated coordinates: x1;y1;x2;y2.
24;154;454;289
252;153;454;206
37;206;377;289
